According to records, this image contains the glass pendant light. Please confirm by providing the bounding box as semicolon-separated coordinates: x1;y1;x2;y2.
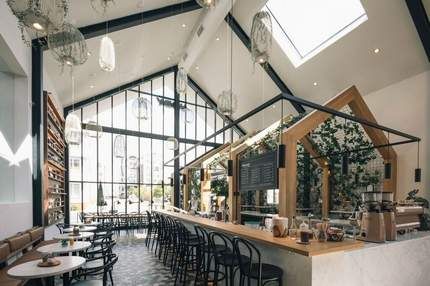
176;66;188;95
218;0;237;117
132;97;150;120
181;107;195;124
196;0;217;9
114;135;125;158
99;35;115;72
251;11;272;66
217;90;237;116
65;113;81;145
65;74;81;145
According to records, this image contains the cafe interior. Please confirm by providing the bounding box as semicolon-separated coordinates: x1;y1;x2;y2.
0;0;429;285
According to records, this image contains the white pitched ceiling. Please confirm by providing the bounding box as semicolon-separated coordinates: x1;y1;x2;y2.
67;0;190;27
44;9;201;107
231;0;429;105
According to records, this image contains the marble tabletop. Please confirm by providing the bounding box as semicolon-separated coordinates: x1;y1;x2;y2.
37;241;91;255
7;256;86;279
53;232;94;240
63;226;97;233
70;221;101;226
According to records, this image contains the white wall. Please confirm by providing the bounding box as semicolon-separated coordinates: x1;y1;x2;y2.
0;1;33;239
364;70;430;201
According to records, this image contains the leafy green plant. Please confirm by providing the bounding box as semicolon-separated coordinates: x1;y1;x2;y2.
190;169;201;211
211;176;229;197
239;111;382;215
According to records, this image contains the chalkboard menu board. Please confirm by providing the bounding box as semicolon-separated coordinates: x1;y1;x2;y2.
239;150;278;192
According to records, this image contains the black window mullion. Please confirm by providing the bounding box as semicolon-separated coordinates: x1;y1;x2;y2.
124;90;128;214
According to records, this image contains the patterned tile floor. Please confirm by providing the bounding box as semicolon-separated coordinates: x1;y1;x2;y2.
110;230;176;286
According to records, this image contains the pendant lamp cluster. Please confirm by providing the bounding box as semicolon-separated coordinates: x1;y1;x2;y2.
250;10;272;66
6;0;69;45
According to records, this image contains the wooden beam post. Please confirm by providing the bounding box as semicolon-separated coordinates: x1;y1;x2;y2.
279;135;297;219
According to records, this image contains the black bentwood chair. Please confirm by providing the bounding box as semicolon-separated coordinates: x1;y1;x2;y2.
71;255;118;286
233;237;283;286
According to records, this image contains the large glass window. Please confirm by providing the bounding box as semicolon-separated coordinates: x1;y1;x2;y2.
67;71;243;223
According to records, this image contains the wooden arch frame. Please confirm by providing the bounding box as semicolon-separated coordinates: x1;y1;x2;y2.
279;86;397;219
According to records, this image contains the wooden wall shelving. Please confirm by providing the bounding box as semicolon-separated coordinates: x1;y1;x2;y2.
43;91;67;226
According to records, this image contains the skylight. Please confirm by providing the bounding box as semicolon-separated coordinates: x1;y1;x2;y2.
264;0;368;67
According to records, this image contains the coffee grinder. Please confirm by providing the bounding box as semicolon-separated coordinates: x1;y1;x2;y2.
359;191;386;243
381;192;397;241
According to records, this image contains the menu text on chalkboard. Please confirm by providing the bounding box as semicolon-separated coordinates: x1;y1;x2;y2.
239;151;278;191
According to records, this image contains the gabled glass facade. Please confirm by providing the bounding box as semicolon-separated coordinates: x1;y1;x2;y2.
67;69;242;223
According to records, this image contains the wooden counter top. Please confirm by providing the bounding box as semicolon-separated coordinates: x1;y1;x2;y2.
156;210;363;257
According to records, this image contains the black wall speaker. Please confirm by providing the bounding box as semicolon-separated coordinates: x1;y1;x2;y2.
415;168;421;183
200;168;205;181
384;163;392;179
277;144;286;168
228;160;233;176
342;154;349;175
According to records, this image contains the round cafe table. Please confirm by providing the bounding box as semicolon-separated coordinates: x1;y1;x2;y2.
54;232;94;241
70;221;101;226
7;256;85;286
37;241;91;255
63;226;97;233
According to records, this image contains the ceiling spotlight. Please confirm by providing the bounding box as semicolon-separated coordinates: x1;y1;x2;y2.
167;56;171;61
87;51;92;57
313;82;318;86
272;105;276;109
32;22;44;31
181;23;187;28
373;48;380;54
216;37;220;41
90;85;95;89
195;66;199;70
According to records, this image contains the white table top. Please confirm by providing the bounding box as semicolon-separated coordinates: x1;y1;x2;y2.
37;241;91;255
7;256;86;279
63;226;97;233
70;221;101;226
53;232;94;240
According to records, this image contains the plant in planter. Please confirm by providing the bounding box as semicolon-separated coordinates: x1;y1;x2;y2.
211;176;229;197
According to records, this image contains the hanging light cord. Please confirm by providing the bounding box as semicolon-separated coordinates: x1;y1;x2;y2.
229;0;233;147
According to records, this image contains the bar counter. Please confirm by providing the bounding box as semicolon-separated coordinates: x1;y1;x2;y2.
156;210;363;256
157;210;430;286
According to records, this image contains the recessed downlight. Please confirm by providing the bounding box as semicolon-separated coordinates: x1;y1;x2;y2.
373;48;380;54
181;23;187;28
313;82;318;86
195;66;199;70
90;85;95;89
167;56;171;61
216;37;220;41
32;22;44;31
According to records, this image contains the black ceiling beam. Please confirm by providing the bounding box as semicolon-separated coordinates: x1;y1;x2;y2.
64;65;177;115
224;13;306;114
80;0;201;40
36;1;201;50
187;76;247;136
406;0;430;61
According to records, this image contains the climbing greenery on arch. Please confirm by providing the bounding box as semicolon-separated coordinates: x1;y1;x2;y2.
240;112;382;217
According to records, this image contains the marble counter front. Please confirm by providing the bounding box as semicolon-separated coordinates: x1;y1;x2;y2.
158;211;430;286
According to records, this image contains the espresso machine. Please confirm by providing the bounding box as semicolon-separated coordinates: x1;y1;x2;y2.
359;191;386;243
381;192;397;241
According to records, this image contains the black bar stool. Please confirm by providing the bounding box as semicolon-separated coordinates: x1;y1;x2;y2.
209;232;246;286
233;237;283;286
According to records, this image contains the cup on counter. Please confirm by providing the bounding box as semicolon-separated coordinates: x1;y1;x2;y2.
299;230;312;243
